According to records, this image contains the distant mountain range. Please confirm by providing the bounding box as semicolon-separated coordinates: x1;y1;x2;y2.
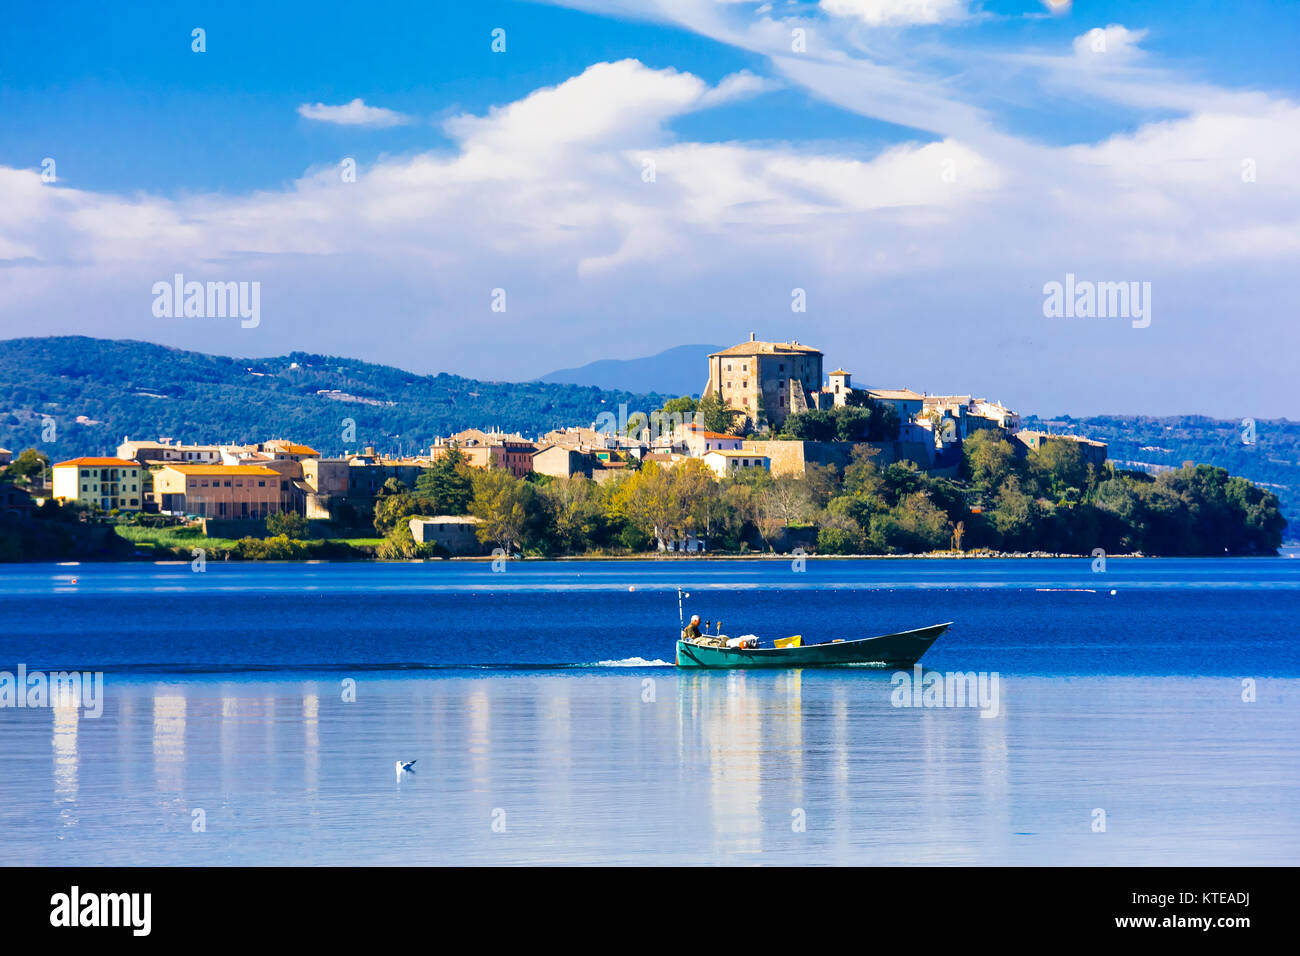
537;343;721;396
0;337;670;457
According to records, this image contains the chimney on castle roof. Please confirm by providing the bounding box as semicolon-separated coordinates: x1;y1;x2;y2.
749;332;755;341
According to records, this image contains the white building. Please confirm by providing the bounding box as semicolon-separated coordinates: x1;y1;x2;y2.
702;450;770;478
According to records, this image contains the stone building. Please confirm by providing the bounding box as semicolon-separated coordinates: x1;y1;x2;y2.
703;334;824;429
532;444;593;480
430;429;535;479
1014;431;1108;469
409;516;485;556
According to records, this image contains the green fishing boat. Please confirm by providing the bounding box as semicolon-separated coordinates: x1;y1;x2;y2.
675;622;952;669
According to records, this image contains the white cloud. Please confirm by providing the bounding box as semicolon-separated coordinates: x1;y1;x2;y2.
2;50;1298;415
820;0;968;27
296;98;413;127
1072;24;1148;62
699;69;779;107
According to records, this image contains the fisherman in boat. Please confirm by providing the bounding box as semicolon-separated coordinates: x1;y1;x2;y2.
682;614;703;641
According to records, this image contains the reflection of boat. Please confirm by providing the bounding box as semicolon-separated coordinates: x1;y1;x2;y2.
675;623;952;669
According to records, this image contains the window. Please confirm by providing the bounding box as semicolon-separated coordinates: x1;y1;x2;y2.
258;480;265;487
224;480;232;487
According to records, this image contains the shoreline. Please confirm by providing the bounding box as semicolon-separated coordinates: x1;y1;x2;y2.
16;551;1296;567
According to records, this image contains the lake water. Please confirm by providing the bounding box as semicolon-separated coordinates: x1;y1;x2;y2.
2;558;1297;864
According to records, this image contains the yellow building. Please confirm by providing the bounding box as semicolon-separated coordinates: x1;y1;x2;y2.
52;457;144;511
152;464;290;518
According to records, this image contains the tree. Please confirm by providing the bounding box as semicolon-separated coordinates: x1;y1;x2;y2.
1029;439;1090;498
843;445;886;497
611;462;703;549
760;475;814;527
866;402;901;442
415;447;473;515
376;522;441;559
266;510;307;539
661;396;698;417
538;476;603;552
373;492;432;535
470;467;536;554
991;478;1037;549
666;458;720;545
963;430;1017;491
833;406;873;442
695;391;743;435
779;409;836;442
2;447;49;485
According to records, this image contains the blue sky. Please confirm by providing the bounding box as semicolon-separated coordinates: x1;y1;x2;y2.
1;0;1297;416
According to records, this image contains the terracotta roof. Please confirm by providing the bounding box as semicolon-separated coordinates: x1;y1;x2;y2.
53;457;140;468
161;465;282;477
710;340;822;357
829;369;851;376
867;387;924;401
685;426;738;439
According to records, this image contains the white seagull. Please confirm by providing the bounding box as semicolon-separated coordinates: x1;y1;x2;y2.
395;759;417;776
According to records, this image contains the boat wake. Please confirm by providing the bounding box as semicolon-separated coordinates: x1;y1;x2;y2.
588;657;673;667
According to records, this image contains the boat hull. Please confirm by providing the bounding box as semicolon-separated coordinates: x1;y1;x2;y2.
675;622;951;669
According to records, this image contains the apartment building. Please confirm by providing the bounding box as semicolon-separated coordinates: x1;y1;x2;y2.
52;457;144;511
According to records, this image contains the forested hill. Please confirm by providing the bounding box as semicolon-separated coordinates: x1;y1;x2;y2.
0;337;669;457
1022;414;1299;541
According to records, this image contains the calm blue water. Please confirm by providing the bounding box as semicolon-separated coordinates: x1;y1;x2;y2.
2;558;1298;864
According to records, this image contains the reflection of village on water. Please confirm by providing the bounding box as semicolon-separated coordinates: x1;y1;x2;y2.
42;675;1010;863
676;669;1011;864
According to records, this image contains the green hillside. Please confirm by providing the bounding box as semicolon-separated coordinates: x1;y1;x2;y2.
1023;415;1299;541
0;336;670;457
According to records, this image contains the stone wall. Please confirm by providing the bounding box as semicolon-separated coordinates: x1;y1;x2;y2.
741;439;936;477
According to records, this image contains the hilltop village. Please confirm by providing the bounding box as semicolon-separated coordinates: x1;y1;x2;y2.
1;336;1282;560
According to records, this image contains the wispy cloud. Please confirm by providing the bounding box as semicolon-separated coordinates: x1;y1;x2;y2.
296;98;413;127
820;0;969;27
